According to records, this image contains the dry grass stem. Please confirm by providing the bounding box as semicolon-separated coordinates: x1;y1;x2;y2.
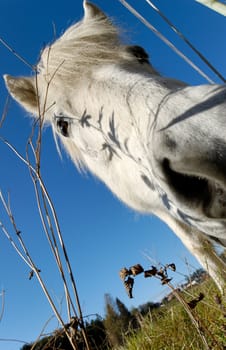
120;262;225;350
118;0;214;83
0;40;91;349
0;289;5;322
30;315;56;350
0;36;34;69
0;95;10;129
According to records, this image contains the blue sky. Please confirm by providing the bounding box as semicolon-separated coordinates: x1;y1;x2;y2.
0;0;226;348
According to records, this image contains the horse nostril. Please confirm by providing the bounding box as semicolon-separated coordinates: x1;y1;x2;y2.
57;119;69;137
162;158;209;202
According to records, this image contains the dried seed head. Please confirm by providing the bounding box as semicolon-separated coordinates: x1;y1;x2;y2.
161;277;172;285
124;277;134;298
69;317;78;332
157;268;167;279
187;292;205;309
130;264;144;276
29;270;34;280
198;292;204;301
167;263;176;271
119;267;130;281
144;266;157;278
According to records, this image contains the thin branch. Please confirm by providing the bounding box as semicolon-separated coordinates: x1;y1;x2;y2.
0;192;33;269
118;0;214;83
30;315;55;350
167;283;210;350
0;36;34;70
0;190;78;350
27;136;87;330
0;137;82;322
0;137;35;171
0;36;90;348
145;0;226;83
0;290;5;322
0;95;10;129
0;219;32;269
26;140;78;321
29;162;76;321
0;338;28;345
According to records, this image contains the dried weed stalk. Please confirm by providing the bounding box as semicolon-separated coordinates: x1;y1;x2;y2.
0;37;91;350
120;262;224;350
0;289;5;323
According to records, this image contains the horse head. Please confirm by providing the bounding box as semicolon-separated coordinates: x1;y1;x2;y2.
4;1;226;294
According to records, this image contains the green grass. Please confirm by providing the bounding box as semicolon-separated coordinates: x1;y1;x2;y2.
118;279;226;350
20;278;226;350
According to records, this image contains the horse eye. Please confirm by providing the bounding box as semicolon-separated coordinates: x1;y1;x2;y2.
56;119;69;137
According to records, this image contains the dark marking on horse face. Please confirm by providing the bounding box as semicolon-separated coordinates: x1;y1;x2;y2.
177;208;202;225
177;209;192;225
79;110;92;127
164;134;177;152
102;142;118;161
141;174;155;191
161;193;172;210
208;235;226;246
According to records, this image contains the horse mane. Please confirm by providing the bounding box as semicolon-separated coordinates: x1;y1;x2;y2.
38;12;157;88
39;15;122;81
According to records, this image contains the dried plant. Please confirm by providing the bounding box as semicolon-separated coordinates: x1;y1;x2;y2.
0;37;91;350
120;262;225;350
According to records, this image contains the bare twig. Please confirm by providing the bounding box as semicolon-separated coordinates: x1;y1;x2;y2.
0;338;27;346
0;36;34;69
30;315;55;350
27;150;77;321
0;132;90;350
145;0;226;82
0;190;78;350
167;283;210;350
0;290;5;322
0;36;91;349
120;262;223;350
0;218;32;269
0;96;10;129
118;0;214;84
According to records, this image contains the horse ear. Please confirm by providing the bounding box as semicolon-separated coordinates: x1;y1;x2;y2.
83;1;107;21
4;75;38;115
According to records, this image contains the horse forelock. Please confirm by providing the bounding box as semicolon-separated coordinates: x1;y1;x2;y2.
38;15;131;84
37;12;158;90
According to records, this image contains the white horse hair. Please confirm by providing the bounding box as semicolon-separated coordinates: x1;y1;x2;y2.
4;1;226;294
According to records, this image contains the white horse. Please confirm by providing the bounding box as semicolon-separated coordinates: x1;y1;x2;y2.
4;1;226;294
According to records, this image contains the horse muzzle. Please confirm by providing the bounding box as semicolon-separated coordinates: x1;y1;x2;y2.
151;84;226;221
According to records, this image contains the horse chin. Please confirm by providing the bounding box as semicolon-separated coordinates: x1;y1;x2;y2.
162;158;226;220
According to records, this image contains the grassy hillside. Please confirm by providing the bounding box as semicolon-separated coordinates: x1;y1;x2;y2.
118;279;225;350
21;278;225;350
